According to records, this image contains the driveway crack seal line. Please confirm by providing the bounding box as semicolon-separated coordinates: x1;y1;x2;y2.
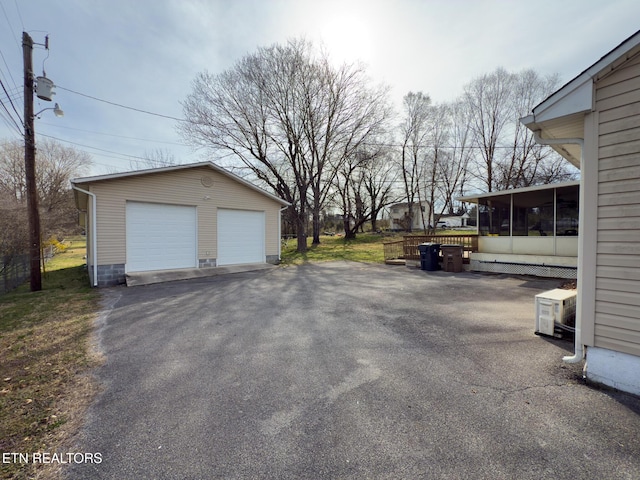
450;378;575;397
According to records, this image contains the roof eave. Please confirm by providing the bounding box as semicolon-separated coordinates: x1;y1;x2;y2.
457;180;581;203
521;81;591;168
528;29;640;126
71;161;216;184
71;161;290;207
531;78;593;124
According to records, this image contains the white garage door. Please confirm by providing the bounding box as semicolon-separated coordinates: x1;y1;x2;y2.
217;209;265;266
126;202;197;272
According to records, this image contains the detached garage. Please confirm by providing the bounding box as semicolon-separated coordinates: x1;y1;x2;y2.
71;162;289;287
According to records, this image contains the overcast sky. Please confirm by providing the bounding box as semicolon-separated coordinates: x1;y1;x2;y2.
1;0;639;176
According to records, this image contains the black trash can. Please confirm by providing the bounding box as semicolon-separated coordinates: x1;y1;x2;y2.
418;243;441;271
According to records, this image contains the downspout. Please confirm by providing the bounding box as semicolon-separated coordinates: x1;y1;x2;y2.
72;185;98;287
534;131;584;363
278;205;289;262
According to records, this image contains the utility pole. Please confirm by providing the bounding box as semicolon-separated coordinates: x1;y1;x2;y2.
23;31;42;292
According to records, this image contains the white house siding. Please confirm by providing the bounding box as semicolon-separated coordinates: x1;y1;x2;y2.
594;55;640;357
80;166;282;283
388;203;433;231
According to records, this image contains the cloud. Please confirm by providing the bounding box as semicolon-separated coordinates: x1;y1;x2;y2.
2;0;640;174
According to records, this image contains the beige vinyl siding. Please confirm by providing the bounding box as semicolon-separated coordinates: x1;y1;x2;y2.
87;166;282;266
85;195;94;274
595;56;640;356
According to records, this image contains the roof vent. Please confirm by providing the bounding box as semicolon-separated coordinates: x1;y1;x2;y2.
201;176;213;187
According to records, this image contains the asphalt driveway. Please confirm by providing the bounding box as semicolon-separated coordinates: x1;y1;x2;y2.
68;261;640;479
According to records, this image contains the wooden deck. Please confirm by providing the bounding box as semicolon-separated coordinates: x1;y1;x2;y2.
384;234;478;264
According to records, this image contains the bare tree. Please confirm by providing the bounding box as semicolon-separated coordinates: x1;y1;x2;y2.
496;69;577;188
131;148;178;170
38;139;92;236
438;100;472;215
179;40;310;251
392;68;573;225
179;38;391;252
333;145;397;238
462;67;573;192
0;141;28;258
0;140;25;203
0;138;92;255
463;68;514;192
1;138;91;211
302;57;391;244
421;102;451;232
363;145;399;233
398;91;431;232
37;139;92;212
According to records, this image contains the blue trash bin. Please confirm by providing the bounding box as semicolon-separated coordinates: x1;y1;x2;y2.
418;243;440;271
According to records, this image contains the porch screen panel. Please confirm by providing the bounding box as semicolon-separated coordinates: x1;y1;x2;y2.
512;189;554;236
478;195;510;235
556;186;579;236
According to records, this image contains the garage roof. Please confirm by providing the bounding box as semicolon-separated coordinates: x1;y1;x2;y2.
71;161;290;207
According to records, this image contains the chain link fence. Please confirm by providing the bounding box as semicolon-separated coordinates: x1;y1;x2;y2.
1;246;56;295
1;254;30;294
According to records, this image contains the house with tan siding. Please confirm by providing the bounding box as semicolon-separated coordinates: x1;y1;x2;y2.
522;30;640;395
72;162;289;287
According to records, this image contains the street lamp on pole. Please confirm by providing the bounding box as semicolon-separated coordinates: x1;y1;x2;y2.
34;103;64;118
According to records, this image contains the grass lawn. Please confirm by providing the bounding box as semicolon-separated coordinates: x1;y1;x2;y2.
280;230;477;265
0;237;101;480
281;233;403;265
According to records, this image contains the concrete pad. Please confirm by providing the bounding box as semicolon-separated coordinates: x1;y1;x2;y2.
125;263;276;286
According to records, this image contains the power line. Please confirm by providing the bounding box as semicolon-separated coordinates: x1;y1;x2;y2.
13;0;24;31
0;2;20;49
0;109;22;136
0;91;22;104
0;45;20;93
45;88;545;152
0;83;22;98
35;134;190;172
38;120;188;146
57;85;187;122
0;60;17;91
36;133;200;171
0;100;22;136
0;109;22;134
0;5;24;138
38;133;152;162
0;77;22;124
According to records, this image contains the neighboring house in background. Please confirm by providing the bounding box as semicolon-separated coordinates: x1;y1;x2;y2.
458;181;579;279
522;30;640;395
388;202;433;231
436;213;471;228
72;162;289;287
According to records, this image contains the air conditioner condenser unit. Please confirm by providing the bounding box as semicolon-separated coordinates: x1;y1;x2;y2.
534;288;577;338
